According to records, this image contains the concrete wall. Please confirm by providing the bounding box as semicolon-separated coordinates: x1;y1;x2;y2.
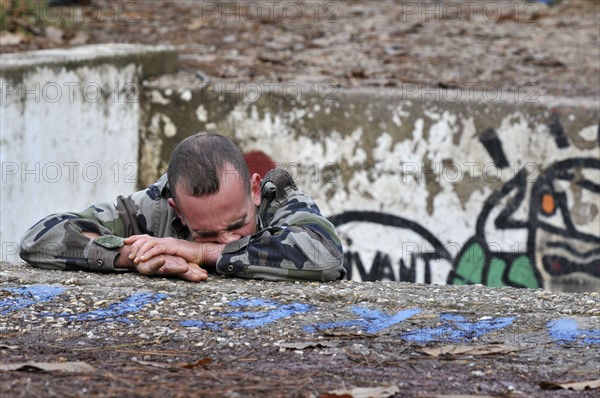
0;44;177;263
140;81;599;292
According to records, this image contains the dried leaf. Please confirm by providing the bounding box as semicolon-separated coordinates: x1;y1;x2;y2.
178;357;212;369
0;361;95;373
539;379;600;391
420;344;518;357
133;359;172;369
68;31;89;46
322;331;377;339
188;18;204;31
277;341;340;350
257;51;286;64
0;345;18;350
321;385;400;398
45;26;64;42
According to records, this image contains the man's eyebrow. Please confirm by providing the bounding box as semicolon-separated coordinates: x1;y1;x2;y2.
195;231;218;237
193;214;248;236
226;215;247;229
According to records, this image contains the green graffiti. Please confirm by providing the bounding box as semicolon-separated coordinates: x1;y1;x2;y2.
453;242;484;285
451;242;539;289
508;255;539;288
487;258;506;287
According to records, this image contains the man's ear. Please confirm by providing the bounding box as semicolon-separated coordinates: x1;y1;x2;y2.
250;173;262;206
167;198;183;219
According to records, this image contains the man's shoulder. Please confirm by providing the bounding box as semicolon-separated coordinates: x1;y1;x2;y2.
140;174;171;201
261;169;297;201
259;168;321;215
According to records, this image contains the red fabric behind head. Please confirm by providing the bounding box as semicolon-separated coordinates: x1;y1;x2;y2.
243;150;276;178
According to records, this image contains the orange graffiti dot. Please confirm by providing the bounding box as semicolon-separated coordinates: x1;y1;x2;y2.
541;193;555;215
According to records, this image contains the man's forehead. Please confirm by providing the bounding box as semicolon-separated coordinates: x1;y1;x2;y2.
219;165;245;184
179;189;250;226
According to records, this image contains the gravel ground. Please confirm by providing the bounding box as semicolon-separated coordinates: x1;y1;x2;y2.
1;262;599;397
1;0;599;97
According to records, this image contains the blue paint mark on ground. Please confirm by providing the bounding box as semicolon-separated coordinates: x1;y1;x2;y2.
179;298;313;330
547;318;600;345
224;302;313;329
355;308;422;333
48;292;168;322
305;307;421;334
402;314;515;344
0;285;64;315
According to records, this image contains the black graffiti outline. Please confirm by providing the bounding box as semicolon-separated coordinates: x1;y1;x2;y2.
450;157;600;288
528;157;600;279
328;211;451;282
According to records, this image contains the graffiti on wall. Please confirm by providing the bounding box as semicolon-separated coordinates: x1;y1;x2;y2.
241;114;599;292
449;116;599;291
451;157;600;291
329;211;452;283
327;155;600;292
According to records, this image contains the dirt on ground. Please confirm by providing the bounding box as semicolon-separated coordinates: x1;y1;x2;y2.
1;0;599;98
2;337;597;398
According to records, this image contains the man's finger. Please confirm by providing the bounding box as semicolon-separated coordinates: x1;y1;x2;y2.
124;234;149;244
134;239;156;262
156;261;189;275
136;256;166;275
128;241;144;262
138;246;163;262
180;263;209;282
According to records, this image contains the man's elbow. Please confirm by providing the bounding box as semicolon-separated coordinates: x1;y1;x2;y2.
19;243;60;270
314;252;347;282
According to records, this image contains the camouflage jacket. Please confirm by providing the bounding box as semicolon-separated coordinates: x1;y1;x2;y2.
20;169;346;282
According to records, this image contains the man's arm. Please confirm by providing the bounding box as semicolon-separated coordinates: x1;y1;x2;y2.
19;204;136;273
80;232;208;281
19;175;207;281
215;169;346;282
20;174;174;271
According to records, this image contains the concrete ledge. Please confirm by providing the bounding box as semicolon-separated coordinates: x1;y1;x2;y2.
0;43;178;82
1;262;599;396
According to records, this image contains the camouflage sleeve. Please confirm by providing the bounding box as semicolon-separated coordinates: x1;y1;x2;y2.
19;175;173;272
216;169;346;282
